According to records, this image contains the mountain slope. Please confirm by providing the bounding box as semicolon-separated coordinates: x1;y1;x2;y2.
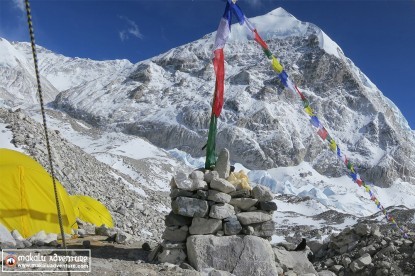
13;42;133;92
0;38;59;107
0;38;133;110
48;8;415;188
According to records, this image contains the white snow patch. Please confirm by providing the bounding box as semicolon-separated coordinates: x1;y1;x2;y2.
96;153;141;181
249;162;415;219
0;123;23;152
168;148;205;169
75;121;91;129
108;138;165;160
316;29;342;58
271;235;286;245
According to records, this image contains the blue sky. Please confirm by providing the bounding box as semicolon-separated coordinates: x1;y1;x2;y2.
1;0;414;130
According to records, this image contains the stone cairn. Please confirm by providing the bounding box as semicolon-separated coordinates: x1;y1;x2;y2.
154;149;278;270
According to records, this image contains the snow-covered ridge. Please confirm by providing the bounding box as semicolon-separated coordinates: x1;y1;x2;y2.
12;42;133;92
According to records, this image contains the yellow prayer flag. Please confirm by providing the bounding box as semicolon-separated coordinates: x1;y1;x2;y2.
272;56;283;73
304;106;314;116
329;139;337;152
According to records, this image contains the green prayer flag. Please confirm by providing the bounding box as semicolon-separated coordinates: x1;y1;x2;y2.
205;113;218;169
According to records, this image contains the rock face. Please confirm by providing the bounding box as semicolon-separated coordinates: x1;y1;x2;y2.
187;235;278;276
33;8;414;189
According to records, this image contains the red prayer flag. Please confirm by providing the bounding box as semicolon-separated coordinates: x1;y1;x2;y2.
212;48;225;117
254;30;268;50
317;127;328;140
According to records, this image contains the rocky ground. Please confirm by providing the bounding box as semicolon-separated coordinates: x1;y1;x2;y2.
2;107;415;275
0;107;172;242
2;217;414;276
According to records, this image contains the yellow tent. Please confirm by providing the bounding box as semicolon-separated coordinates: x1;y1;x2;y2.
70;195;113;228
0;148;77;238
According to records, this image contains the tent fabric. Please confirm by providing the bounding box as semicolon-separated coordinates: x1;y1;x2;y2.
0;148;77;238
69;195;113;228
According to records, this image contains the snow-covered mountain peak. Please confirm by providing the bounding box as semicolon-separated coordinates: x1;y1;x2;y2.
227;7;342;58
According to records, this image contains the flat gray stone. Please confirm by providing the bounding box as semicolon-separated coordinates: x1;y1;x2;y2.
350;253;372;272
170;188;194;199
229;198;258;211
189;218;222;235
229;189;251;198
115;231;131;244
187;235;277;275
162;227;188;242
171;171;192;190
214;149;230;179
190;170;205;181
208;190;231;203
210;178;236;194
273;248;318;275
165;211;193;227
172;197;209;218
204;171;219;183
223;216;242;235
236;211;272;225
258;201;278;211
251;220;275;237
209;203;235;220
252;185;273;202
172;171;207;191
192;179;208;191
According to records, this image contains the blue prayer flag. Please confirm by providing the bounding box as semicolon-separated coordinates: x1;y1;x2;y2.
278;71;289;87
227;1;245;25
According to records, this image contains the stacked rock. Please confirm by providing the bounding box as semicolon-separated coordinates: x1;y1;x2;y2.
158;149;278;265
